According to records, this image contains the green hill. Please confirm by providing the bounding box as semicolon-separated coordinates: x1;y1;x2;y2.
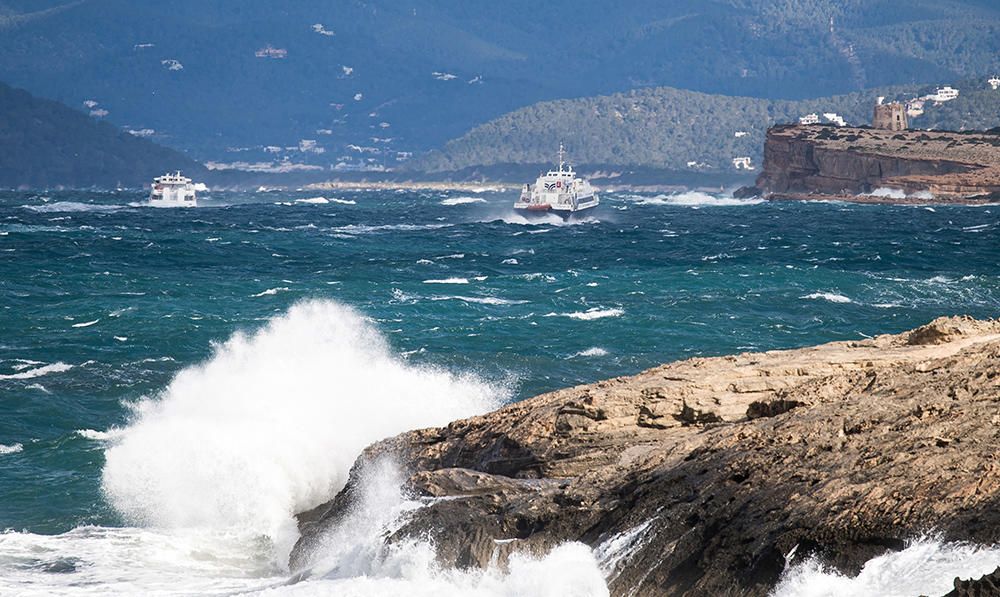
413;79;1000;174
0;81;204;188
0;0;997;168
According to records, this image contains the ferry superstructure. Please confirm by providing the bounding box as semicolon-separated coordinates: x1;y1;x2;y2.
149;171;198;207
514;145;599;218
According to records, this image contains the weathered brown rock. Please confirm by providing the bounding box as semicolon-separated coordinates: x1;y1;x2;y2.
943;566;1000;597
742;124;1000;203
292;316;1000;596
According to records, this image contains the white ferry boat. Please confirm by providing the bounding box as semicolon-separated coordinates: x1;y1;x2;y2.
149;171;198;207
514;145;599;218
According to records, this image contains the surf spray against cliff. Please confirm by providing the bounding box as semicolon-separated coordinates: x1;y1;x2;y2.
2;300;608;595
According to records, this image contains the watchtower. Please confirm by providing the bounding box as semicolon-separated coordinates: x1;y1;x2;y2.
873;102;908;131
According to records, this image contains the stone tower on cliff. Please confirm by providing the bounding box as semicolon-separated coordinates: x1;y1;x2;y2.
873;99;908;131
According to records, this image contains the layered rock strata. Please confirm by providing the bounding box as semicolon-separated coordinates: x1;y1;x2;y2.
293;317;1000;596
741;124;1000;203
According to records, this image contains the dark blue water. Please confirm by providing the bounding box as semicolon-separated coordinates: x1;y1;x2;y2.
0;188;997;594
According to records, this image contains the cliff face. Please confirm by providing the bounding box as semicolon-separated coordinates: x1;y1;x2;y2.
291;317;1000;596
747;124;1000;202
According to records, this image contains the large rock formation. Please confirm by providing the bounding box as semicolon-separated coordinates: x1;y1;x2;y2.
292;317;1000;596
739;124;1000;203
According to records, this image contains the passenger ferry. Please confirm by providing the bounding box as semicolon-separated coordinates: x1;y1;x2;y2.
514;145;598;218
149;171;198;207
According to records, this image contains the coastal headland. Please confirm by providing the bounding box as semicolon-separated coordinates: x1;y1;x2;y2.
739;124;1000;204
291;316;1000;596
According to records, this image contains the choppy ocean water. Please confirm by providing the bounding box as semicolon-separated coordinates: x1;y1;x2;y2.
1;188;998;595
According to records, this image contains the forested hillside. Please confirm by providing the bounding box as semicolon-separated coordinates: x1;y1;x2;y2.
413;79;1000;173
0;81;204;188
0;0;997;171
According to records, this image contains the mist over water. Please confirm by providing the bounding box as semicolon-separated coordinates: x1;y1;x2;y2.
1;188;998;594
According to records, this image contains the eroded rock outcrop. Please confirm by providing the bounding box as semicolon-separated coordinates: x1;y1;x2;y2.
292;317;1000;596
741;124;1000;203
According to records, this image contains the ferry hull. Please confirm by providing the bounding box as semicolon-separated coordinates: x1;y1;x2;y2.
513;201;599;220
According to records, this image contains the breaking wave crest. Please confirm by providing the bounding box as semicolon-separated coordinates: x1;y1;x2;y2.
21;201;124;213
440;196;487;206
771;537;1000;597
622;192;765;207
101;300;505;565
800;292;853;304
0;362;73;381
287;460;609;597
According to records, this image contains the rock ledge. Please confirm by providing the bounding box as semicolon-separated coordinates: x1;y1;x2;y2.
293;317;1000;596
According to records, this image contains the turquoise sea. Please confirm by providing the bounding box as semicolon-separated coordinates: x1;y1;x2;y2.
1;188;998;595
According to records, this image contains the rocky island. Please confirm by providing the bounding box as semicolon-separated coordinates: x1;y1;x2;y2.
292;317;1000;596
739;124;1000;204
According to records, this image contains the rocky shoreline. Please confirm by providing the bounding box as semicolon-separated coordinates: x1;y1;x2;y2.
292;317;1000;596
739;124;1000;204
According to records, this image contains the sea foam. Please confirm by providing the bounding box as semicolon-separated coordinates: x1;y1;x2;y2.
101;300;505;565
0;443;23;455
0;362;73;380
440;196;486;206
623;192;765;207
287;459;609;597
771;537;1000;597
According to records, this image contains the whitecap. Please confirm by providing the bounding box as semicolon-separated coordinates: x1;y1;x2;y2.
10;359;43;371
333;223;452;235
625;192;764;207
431;296;529;306
422;278;470;284
76;428;120;441
548;308;624;321
0;443;23;455
251;287;291;297
570;347;609;358
296;197;330;204
502;258;519;265
800;292;852;304
72;319;101;328
329;198;357;205
22;201;122;213
0;362;73;380
440;196;486;206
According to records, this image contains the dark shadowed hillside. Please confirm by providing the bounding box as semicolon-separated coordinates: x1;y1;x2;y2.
0;81;204;188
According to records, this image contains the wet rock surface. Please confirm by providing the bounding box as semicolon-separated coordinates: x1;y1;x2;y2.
943;567;1000;597
293;317;1000;596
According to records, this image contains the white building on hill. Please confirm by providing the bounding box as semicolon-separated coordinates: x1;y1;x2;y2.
823;113;846;127
799;113;820;125
906;99;925;118
989;77;1000;91
732;157;754;170
929;86;959;102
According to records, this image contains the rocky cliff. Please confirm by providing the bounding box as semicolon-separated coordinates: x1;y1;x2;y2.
292;317;1000;596
742;124;1000;203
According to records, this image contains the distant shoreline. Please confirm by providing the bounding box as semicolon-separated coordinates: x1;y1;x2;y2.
303;180;734;195
765;192;1000;206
